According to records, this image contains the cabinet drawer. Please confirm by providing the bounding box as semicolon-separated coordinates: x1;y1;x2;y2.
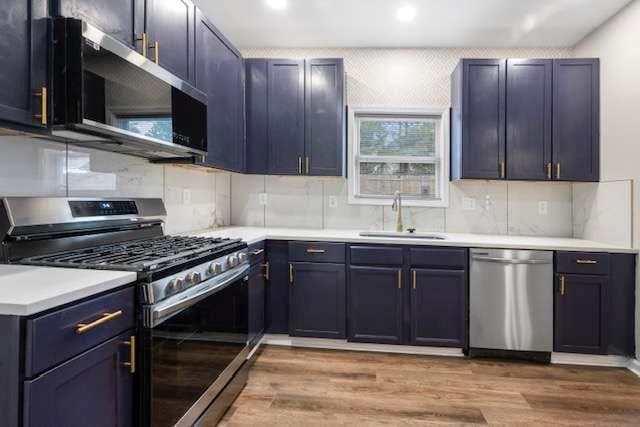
248;241;266;265
289;242;345;263
410;247;467;270
556;252;610;275
25;286;135;377
350;246;403;266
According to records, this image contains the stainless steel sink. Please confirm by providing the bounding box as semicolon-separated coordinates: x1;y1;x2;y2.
359;231;447;240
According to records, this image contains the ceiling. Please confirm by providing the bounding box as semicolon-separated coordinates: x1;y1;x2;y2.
197;0;631;48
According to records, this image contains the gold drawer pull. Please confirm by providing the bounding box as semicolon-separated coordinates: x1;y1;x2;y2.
556;163;561;179
122;335;135;374
148;41;159;64
412;270;416;290
397;270;402;289
306;249;326;254
76;310;123;334
499;161;505;179
289;263;294;284
262;261;270;280
559;276;566;296
250;249;265;255
135;32;147;57
546;162;552;180
34;86;47;125
576;259;597;264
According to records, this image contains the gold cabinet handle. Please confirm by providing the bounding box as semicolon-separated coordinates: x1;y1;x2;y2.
122;335;136;374
76;310;123;334
250;249;265;255
135;32;148;57
559;276;566;296
576;259;597;264
397;269;402;289
289;263;294;284
556;163;561;180
34;86;47;126
546;162;552;180
262;261;270;280
298;156;302;174
306;248;326;254
148;41;159;64
412;270;416;290
305;157;310;174
498;161;505;178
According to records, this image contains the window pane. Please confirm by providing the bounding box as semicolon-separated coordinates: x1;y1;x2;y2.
359;162;438;198
359;119;437;156
117;116;173;142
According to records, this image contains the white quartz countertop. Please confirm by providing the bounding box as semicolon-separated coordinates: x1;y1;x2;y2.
192;227;638;254
0;265;137;316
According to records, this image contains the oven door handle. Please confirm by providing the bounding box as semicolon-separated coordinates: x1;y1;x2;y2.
148;264;249;327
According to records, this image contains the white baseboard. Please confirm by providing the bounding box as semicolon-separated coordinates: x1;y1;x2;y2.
261;334;464;357
551;352;630;367
628;359;640;377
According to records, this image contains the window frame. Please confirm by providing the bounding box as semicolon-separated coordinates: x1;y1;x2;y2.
347;106;450;208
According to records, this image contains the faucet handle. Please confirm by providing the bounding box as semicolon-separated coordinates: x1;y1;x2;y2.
407;228;416;234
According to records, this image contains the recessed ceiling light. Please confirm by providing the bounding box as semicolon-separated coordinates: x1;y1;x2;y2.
396;5;416;21
266;0;287;10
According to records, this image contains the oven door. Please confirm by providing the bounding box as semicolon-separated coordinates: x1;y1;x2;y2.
140;264;250;427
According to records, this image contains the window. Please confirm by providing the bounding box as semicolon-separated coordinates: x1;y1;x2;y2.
348;107;449;207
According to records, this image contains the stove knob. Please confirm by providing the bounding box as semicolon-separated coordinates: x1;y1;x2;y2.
208;262;222;275
166;277;184;295
187;272;202;285
227;255;239;267
238;252;247;263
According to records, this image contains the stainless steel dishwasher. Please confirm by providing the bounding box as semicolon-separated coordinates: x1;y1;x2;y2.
469;248;553;357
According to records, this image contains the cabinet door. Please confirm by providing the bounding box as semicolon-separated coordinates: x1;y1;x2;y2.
0;0;49;127
410;269;466;347
506;59;552;180
267;59;305;175
304;58;344;176
552;59;600;182
23;330;134;427
461;59;506;179
290;262;346;338
248;264;266;345
265;241;289;333
145;0;194;82
195;10;243;171
348;266;403;344
57;0;144;50
245;59;269;174
555;274;607;354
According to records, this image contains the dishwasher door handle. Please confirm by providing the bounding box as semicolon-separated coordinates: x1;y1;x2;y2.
471;256;551;265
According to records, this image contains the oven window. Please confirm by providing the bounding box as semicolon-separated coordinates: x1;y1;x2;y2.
149;280;248;427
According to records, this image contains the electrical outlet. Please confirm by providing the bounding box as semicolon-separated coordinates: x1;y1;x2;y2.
258;193;268;206
462;197;476;211
328;196;338;209
182;189;191;204
538;201;549;215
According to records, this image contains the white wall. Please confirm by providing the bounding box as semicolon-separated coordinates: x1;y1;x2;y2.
234;47;576;235
572;0;640;357
0;135;231;234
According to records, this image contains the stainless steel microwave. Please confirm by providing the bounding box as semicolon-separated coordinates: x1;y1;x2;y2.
50;18;207;161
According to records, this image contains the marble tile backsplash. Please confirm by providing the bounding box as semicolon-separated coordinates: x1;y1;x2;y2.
0;136;231;235
229;175;576;237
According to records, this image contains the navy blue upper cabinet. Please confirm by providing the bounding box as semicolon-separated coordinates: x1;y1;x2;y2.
0;0;49;128
267;59;305;175
410;269;467;348
553;59;600;182
23;330;134;427
245;59;269;174
145;0;195;83
55;0;144;50
195;9;244;171
451;59;506;180
305;58;345;176
506;59;552;180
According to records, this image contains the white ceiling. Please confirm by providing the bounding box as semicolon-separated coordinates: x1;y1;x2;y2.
198;0;631;48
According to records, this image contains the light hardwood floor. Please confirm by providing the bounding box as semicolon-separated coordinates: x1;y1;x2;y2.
215;345;640;426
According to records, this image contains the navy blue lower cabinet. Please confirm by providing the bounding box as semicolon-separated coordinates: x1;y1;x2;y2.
23;329;134;427
410;269;467;348
265;241;290;334
289;262;346;338
554;274;607;354
348;266;403;344
248;263;266;345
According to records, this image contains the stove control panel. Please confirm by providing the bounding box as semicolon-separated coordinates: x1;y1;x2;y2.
69;200;138;217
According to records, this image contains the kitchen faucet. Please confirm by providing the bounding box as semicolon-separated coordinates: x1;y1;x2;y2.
391;191;403;232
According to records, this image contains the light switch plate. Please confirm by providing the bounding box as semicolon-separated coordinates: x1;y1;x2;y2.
538;201;549;215
462;197;476;210
258;193;268;206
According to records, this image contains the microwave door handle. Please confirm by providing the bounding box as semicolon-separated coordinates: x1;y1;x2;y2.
150;264;249;327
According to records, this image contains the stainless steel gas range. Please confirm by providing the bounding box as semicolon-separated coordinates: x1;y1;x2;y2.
0;197;252;426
